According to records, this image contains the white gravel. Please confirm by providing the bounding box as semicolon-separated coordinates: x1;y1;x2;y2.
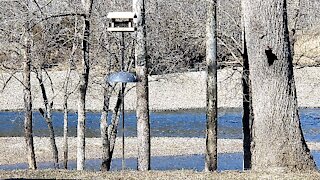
0;67;319;111
2;137;320;165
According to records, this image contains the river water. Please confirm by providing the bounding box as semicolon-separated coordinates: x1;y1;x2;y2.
1;108;320;141
1;108;320;171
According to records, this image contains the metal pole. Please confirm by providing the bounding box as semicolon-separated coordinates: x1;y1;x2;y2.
121;83;125;170
121;32;125;71
121;32;125;170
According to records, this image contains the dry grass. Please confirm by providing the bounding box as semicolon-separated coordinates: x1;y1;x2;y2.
1;169;320;179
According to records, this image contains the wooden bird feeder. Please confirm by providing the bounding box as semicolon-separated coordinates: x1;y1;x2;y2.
107;12;137;32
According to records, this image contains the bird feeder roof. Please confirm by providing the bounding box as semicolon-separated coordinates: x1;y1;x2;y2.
107;12;136;19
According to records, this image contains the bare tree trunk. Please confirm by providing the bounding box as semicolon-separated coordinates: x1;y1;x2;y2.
133;0;150;171
22;35;37;170
242;0;316;172
108;90;123;159
100;89;123;171
77;0;93;170
36;69;59;169
100;85;111;171
63;16;79;169
205;0;218;172
62;66;72;169
77;19;90;170
63;89;69;169
241;29;253;170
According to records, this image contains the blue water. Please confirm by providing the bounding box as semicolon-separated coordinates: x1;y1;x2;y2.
2;151;320;171
1;108;320;141
1;108;320;171
0;153;241;171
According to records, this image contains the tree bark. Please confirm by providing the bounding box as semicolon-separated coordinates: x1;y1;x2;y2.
77;0;93;170
63;88;69;169
241;29;254;170
108;90;123;157
205;0;218;172
242;0;316;172
133;0;151;171
100;85;111;171
63;66;72;169
37;69;59;169
63;16;79;169
22;35;37;170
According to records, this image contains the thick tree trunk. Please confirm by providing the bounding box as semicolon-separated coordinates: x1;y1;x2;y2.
242;0;316;172
133;0;150;171
241;30;254;170
22;37;37;170
205;0;218;172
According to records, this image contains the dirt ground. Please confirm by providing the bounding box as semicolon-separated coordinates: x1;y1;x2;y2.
1;169;320;179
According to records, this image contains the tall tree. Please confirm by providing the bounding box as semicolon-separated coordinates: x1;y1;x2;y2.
22;0;37;170
77;0;93;170
22;30;37;170
133;0;151;171
205;0;218;172
241;0;316;171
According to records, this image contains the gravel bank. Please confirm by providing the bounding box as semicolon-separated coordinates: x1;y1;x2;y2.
2;137;320;166
0;137;241;165
0;67;319;111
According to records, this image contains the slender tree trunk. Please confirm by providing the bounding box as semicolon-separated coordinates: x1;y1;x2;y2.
108;90;123;159
44;109;59;169
242;0;316;172
133;0;150;171
22;35;37;170
63;66;72;169
64;16;78;169
77;16;90;170
63;90;69;169
100;85;111;171
241;29;254;170
99;89;123;171
205;0;218;172
37;69;59;169
77;0;92;168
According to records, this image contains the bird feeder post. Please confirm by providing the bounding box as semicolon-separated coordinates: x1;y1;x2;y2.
107;11;137;171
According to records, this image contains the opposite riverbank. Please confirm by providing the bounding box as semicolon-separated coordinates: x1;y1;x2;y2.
0;67;319;112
